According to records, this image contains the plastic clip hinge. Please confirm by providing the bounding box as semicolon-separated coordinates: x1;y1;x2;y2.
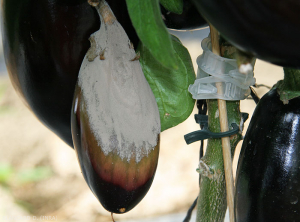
188;37;256;101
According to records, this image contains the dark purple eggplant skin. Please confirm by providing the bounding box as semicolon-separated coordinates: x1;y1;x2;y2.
191;0;300;68
235;88;300;222
1;0;138;147
160;0;207;30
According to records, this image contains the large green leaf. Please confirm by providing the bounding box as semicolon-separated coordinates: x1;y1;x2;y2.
139;36;196;132
126;0;177;70
160;0;183;14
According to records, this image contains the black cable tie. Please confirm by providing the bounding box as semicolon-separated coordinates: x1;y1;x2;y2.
194;114;208;129
184;111;249;145
184;122;239;144
182;197;198;222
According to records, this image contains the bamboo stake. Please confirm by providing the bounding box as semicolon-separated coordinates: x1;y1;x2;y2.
209;25;235;222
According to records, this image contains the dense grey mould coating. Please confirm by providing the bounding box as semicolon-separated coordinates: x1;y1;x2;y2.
78;2;160;162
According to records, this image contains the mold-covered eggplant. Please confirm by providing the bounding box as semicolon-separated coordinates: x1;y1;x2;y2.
71;1;160;214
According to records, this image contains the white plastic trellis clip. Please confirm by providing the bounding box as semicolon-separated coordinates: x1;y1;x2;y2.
188;37;256;101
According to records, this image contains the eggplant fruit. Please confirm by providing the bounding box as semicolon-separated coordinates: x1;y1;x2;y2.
160;0;207;30
191;0;300;68
1;0;138;147
71;1;160;213
235;88;300;221
1;0;207;147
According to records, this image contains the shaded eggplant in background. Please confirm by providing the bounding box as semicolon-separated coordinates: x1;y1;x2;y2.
235;88;300;221
191;0;300;68
161;0;207;30
1;0;138;147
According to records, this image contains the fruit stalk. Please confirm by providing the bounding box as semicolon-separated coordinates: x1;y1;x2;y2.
276;68;300;103
196;30;243;221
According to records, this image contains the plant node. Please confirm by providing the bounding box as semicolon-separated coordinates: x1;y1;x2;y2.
197;160;215;179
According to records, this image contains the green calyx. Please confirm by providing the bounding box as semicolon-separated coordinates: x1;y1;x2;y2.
276;68;300;104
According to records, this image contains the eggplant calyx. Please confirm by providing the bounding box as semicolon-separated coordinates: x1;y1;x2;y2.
276;67;300;104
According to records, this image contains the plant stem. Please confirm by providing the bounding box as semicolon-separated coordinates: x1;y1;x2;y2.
196;100;242;222
196;27;242;222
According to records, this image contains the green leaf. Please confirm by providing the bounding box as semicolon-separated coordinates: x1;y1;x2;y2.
139;36;196;132
126;0;178;70
160;0;183;14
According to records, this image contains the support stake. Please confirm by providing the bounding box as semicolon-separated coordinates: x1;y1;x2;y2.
209;25;235;222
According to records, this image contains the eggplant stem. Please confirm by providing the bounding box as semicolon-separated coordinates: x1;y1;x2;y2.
88;0;100;7
88;0;116;24
98;0;117;24
111;212;115;222
276;68;300;103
